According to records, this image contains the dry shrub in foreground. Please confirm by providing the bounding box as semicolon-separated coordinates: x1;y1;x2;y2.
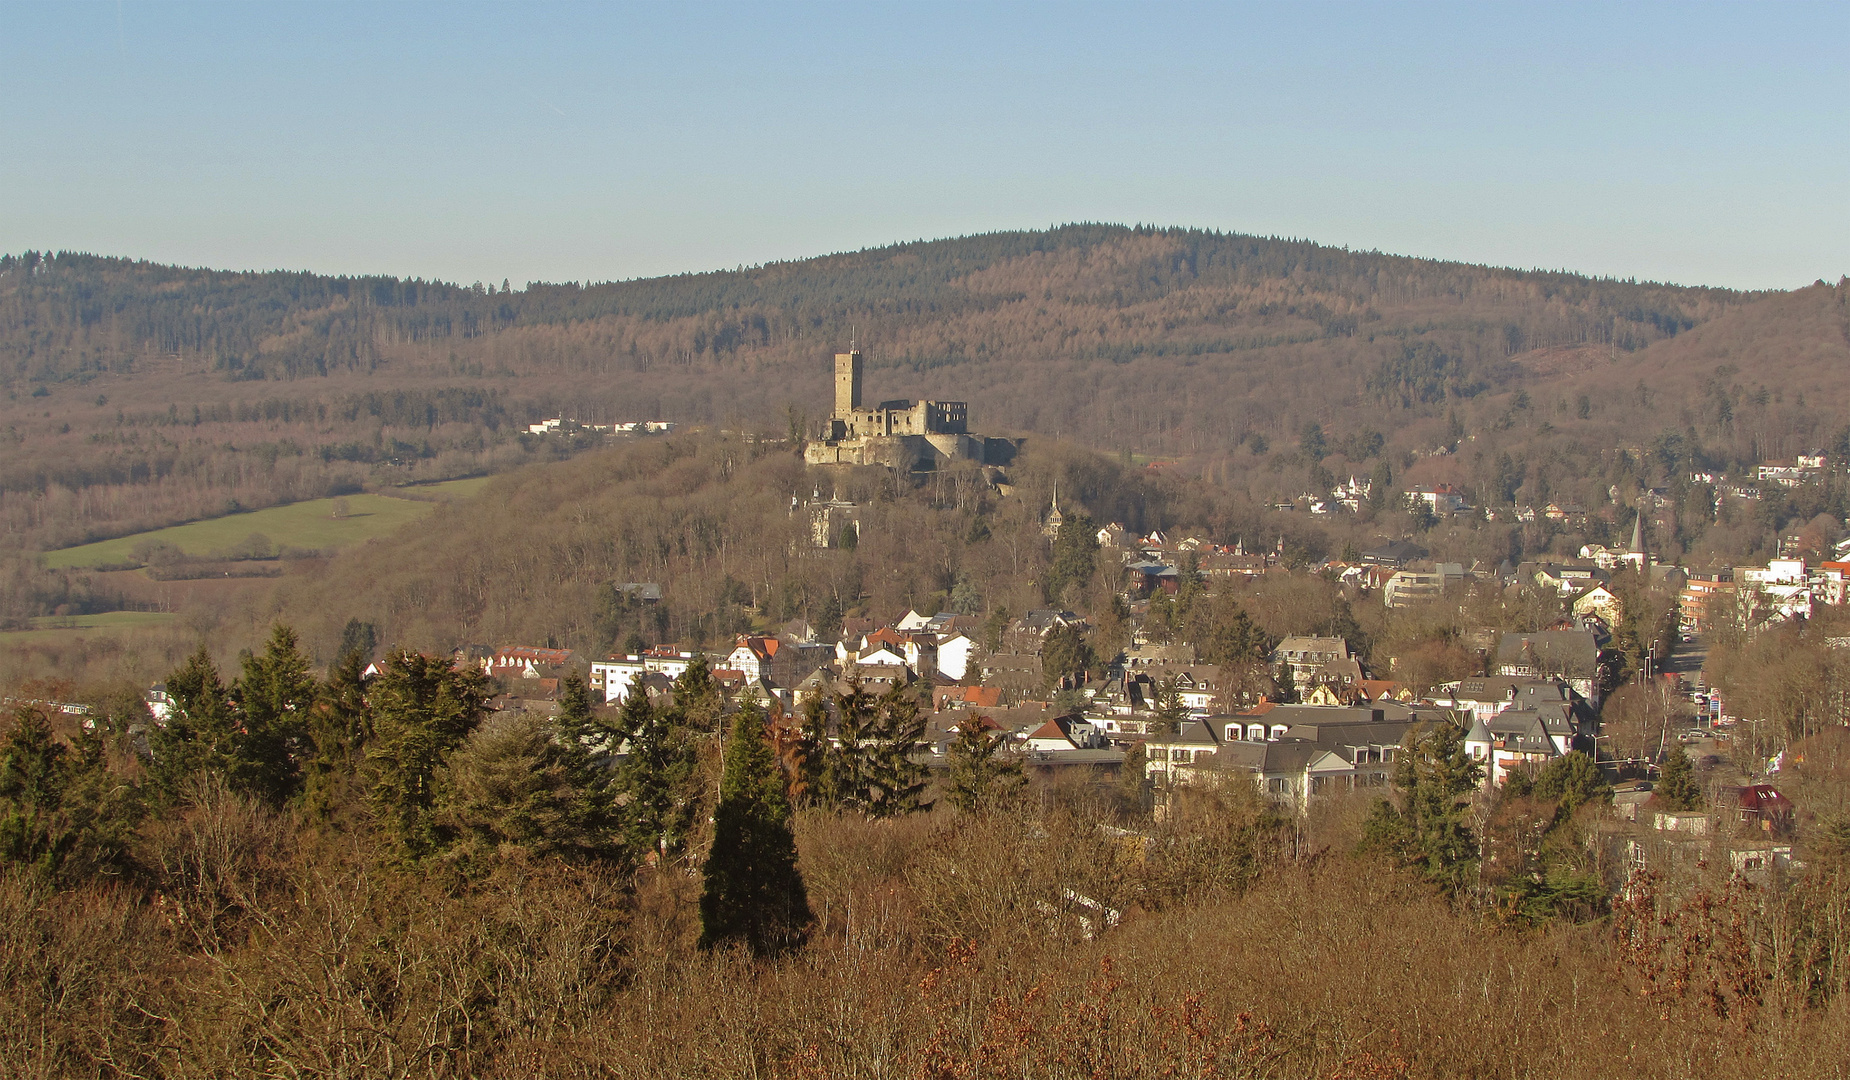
6;794;1850;1078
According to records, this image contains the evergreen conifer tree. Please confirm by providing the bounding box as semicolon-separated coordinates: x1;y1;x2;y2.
146;646;239;800
1656;747;1702;811
815;682;929;816
614;678;698;861
945;716;1024;814
554;667;605;759
1045;513;1099;605
231;624;317;805
0;706;138;881
1533;751;1610;810
1041;622;1095;689
0;706;72;876
337;618;377;662
438;710;626;866
1272;660;1299;704
817;679;876;810
305;647;371;822
862;685;931;818
672;655;723;732
365;650;492;857
698;706;811;955
1154;676;1191;734
1360;720;1483;893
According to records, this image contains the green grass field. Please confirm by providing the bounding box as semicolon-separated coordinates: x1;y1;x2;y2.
0;610;180;644
43;487;476;569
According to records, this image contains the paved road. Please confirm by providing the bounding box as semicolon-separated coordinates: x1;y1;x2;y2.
1663;635;1708;679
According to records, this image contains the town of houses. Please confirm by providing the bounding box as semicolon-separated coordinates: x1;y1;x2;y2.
116;446;1850;882
310;463;1833;842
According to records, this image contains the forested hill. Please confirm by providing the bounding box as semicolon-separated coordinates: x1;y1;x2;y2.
4;227;1790;434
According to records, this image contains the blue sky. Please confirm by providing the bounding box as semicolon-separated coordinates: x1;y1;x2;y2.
4;1;1845;290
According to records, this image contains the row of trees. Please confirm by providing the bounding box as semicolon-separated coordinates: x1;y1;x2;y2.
0;620;1043;955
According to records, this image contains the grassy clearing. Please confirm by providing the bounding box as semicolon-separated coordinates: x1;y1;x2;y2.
0;610;179;643
44;493;441;569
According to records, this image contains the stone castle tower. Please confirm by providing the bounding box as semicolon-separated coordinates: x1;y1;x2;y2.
834;350;863;417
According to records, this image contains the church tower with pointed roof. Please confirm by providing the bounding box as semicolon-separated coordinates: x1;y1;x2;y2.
1043;480;1065;538
1622;509;1649;573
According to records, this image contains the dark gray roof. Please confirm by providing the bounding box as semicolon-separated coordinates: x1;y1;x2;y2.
1360;540;1429;566
1496;631;1599;675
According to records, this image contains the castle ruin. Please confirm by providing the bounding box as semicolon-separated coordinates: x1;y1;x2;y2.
803;349;1018;470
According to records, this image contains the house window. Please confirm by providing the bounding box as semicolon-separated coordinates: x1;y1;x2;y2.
1247;725;1266;742
1170;749;1189;762
1267;777;1286;793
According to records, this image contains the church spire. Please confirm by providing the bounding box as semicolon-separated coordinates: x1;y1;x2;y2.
1623;507;1650;574
1043;480;1065;538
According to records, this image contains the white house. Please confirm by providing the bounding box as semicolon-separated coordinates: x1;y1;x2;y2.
1570;584;1623;625
145;683;174;723
895;609;932;631
937;632;977;681
1407;484;1467;514
589;646;698;704
1143;720;1222;783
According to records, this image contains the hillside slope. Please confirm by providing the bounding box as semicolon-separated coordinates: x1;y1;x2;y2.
2;228;1845;563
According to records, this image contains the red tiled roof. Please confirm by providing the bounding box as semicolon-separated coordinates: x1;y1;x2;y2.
493;645;573;665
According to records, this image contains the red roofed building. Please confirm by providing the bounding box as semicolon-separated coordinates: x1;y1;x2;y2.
1730;784;1795;836
935;685;1004;712
487;646;577;680
1023;713;1102;751
726;635;831;686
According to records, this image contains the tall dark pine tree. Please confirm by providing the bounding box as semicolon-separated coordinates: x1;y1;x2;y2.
1045;513;1099;605
945;716;1024;814
1361;720;1484;894
1153;677;1190;735
861;685;931;818
337;618;378;663
146;646;239;800
815;679;876;810
0;706;138;881
1656;747;1702;811
699;706;811;955
673;655;723;732
614;678;698;861
305;647;371;822
549;667;620;849
1041;622;1095;690
232;624;317;805
365;650;492;857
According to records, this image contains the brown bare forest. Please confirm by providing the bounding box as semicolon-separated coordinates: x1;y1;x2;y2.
6;228;1849;557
